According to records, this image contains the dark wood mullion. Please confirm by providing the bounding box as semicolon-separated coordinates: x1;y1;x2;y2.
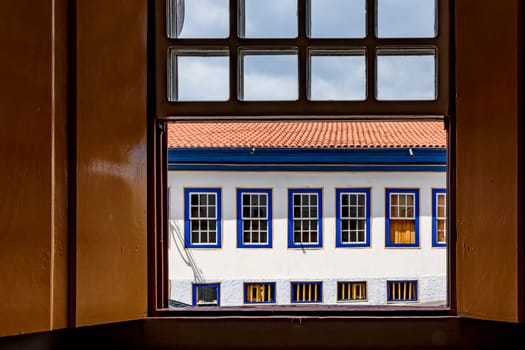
156;0;170;119
230;0;239;101
366;0;377;103
165;38;437;47
159;101;446;118
436;0;451;117
297;0;307;102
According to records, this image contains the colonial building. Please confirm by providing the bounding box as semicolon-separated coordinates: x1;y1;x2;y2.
167;120;448;307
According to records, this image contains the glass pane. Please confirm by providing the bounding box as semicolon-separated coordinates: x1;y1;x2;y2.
309;51;366;101
240;0;297;38
376;50;436;100
377;0;436;38
168;49;229;101
241;52;298;101
167;0;229;38
309;0;366;38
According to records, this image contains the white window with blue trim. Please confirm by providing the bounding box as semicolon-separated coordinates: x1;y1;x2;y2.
184;188;221;248
192;283;220;307
336;188;371;248
288;189;323;248
385;188;419;247
237;189;272;248
432;188;447;247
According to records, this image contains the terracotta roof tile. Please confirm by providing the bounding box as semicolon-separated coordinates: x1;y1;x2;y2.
167;121;446;149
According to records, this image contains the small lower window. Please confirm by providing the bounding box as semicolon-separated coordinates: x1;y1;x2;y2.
387;280;418;302
244;282;276;304
337;281;367;302
291;281;322;303
192;283;220;307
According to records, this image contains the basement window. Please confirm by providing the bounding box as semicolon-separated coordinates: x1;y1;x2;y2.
244;282;276;304
337;281;368;302
387;280;418;303
291;281;323;303
193;283;220;306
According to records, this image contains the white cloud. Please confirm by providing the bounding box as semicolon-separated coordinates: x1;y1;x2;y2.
310;56;366;100
243;73;298;101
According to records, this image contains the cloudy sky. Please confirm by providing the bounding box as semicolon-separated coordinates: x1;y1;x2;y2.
170;0;436;101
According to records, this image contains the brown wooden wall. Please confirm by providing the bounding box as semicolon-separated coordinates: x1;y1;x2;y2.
0;0;69;334
0;0;522;340
455;0;522;322
75;0;148;327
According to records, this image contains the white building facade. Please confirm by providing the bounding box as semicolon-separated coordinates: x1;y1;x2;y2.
167;121;448;307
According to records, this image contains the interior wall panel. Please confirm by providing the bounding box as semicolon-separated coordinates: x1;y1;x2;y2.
75;0;148;326
455;0;522;322
0;0;63;336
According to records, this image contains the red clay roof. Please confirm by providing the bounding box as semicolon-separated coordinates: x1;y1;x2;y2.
167;121;446;149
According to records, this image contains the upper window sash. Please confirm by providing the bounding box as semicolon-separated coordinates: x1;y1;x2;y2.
154;0;450;118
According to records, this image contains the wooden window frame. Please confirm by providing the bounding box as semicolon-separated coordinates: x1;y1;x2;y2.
154;0;450;118
149;0;454;316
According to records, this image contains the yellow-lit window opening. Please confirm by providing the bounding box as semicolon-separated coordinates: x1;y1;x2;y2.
244;283;275;304
338;281;367;301
388;281;418;302
292;282;322;303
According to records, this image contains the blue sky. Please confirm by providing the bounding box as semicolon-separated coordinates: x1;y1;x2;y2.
170;0;436;101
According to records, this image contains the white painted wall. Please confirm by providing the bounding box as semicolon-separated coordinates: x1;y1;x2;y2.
168;170;447;306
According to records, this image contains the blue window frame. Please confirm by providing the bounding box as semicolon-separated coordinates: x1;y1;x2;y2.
243;282;276;304
432;188;447;247
385;188;419;247
192;283;220;307
184;188;221;248
291;281;323;303
335;188;371;248
337;281;368;302
288;189;323;248
237;189;272;248
387;280;418;302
